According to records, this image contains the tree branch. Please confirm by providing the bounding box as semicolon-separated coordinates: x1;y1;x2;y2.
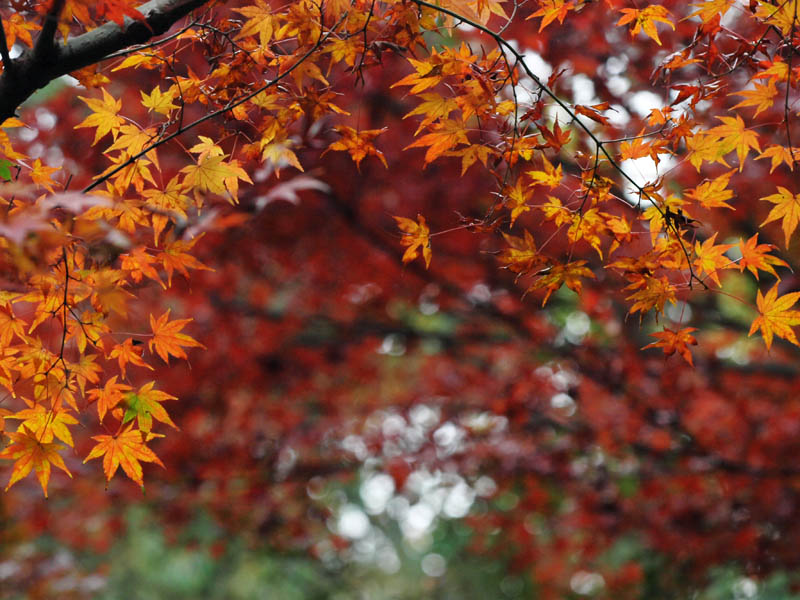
0;0;211;122
33;0;65;62
0;17;13;75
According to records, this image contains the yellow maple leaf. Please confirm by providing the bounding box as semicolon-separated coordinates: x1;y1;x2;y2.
748;283;800;349
76;88;125;145
687;0;733;24
502;179;532;226
527;155;563;189
709;115;761;171
7;405;78;447
140;86;178;115
617;5;675;45
233;0;274;46
394;214;432;268
760;186;800;246
181;154;244;196
756;144;800;173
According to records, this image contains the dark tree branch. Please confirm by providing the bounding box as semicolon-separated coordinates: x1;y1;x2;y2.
0;0;211;122
0;18;12;75
33;0;66;62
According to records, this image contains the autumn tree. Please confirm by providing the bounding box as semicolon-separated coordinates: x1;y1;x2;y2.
2;0;800;597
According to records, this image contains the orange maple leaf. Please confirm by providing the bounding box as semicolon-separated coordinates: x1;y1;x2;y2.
737;234;788;280
644;327;698;365
730;79;778;118
405;120;469;165
394;214;432;269
84;424;164;487
748;284;800;349
109;338;153;378
148;310;204;364
760;186;800;247
159;238;211;287
0;426;72;497
87;376;133;423
693;234;733;286
528;0;573;31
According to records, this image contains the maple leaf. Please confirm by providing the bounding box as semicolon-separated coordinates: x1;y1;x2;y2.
234;0;274;46
686;131;730;172
29;158;60;193
502;179;532;226
709;115;761;171
149;310;204;364
730;79;778;118
7;405;78;447
159;238;212;287
625;275;677;317
403;94;459;134
756;145;800;173
122;382;178;434
141;86;178;115
760;186;800;246
84;424;164;487
405;120;469;164
644;327;698;366
498;230;545;275
0;309;27;347
394;214;432;268
737;234;788;280
528;0;573;31
684;169;735;210
391;57;445;95
181;154;243;196
95;0;145;26
75;89;125;145
88;376;133;423
0;426;72;496
693;234;733;287
325;127;388;169
527;156;563;189
110;338;153;378
748;284;800;349
687;0;733;24
528;260;594;306
617;5;675;45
